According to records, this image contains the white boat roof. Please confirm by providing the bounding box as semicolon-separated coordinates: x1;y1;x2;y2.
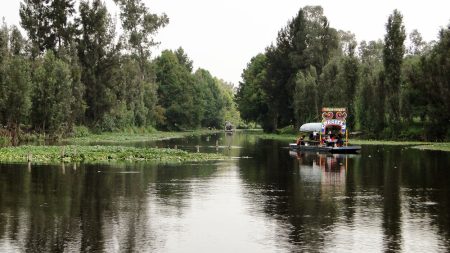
299;122;322;132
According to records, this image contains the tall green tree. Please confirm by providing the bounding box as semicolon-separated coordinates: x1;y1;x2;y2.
302;6;340;75
0;22;31;132
49;0;76;48
113;0;169;128
175;47;193;72
194;69;221;128
261;6;340;131
356;61;384;137
218;79;242;128
338;30;357;56
116;57;148;127
264;27;294;131
9;25;26;56
356;40;384;136
66;43;86;127
383;9;406;135
0;25;32;143
113;0;168;75
294;66;318;126
155;50;201;130
341;44;359;130
407;29;430;56
77;0;120;126
0;21;9;121
421;24;450;139
19;0;50;55
359;40;384;64
20;0;76;55
3;56;32;129
235;54;269;128
319;57;345;107
31;51;73;134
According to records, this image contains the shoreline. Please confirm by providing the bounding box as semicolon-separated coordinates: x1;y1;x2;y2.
251;132;450;152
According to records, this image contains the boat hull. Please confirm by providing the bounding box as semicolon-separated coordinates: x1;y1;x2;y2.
289;143;361;153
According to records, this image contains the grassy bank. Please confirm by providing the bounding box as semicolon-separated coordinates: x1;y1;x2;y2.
0;145;226;164
251;132;450;152
349;140;432;145
67;129;221;144
412;143;450;152
249;133;297;142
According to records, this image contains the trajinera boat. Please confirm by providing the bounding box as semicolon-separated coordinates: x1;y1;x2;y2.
289;107;361;153
224;121;234;134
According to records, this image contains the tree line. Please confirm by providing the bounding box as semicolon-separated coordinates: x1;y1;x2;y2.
0;0;240;142
236;6;450;141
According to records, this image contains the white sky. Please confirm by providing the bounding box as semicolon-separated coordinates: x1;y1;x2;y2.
2;0;450;85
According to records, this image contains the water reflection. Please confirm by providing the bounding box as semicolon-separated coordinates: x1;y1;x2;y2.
0;132;450;252
291;151;347;185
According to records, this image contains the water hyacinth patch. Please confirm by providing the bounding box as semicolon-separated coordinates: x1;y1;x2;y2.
0;145;226;164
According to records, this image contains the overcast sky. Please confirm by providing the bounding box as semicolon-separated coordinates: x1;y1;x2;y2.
2;0;450;85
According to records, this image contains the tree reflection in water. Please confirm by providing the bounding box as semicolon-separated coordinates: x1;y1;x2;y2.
1;132;450;252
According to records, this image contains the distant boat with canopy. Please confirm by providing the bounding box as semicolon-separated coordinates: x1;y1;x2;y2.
224;121;234;134
289;107;361;153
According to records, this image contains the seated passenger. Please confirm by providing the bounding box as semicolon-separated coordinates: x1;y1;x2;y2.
296;136;305;145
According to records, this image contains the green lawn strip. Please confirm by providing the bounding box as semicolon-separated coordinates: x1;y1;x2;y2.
67;130;221;144
412;143;450;152
252;133;450;151
250;133;297;142
349;140;435;145
0;145;226;164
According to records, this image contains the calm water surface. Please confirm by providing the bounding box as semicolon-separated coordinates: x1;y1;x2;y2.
1;132;449;252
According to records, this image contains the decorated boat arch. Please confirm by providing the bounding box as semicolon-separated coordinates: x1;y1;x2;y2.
320;107;348;145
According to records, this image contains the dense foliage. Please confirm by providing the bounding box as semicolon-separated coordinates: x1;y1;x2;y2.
236;6;450;140
0;0;240;142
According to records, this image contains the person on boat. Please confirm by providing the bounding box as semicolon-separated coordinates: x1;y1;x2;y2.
324;135;331;146
296;136;305;146
337;134;344;147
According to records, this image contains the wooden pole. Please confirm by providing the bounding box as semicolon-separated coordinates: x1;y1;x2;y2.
319;125;322;146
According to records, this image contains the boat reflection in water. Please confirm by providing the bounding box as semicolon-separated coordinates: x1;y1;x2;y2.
289;150;353;187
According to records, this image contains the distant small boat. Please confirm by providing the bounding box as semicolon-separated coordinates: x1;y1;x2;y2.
224;121;234;134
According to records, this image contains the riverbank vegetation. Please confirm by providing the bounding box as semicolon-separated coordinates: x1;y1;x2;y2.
0;145;226;164
236;6;450;141
67;128;220;144
0;0;241;146
252;131;450;152
412;144;450;152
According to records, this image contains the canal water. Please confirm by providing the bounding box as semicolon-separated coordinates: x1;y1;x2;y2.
0;131;449;252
